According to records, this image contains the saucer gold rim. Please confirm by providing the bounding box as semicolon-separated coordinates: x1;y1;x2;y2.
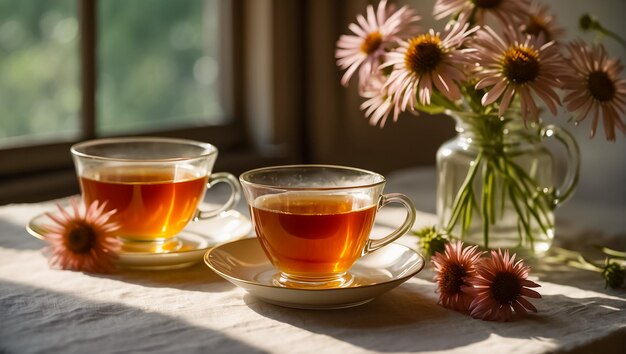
204;238;424;308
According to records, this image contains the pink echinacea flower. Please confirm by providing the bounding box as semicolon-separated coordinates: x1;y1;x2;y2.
520;1;565;43
382;21;477;113
469;249;541;321
472;26;563;122
434;0;530;26
562;40;626;141
432;241;483;312
335;0;419;91
359;72;396;127
43;199;121;273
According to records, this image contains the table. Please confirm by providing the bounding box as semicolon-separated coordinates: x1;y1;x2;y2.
1;167;625;353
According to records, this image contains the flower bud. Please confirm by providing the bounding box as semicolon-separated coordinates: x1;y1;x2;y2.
579;14;594;31
415;226;448;258
602;262;625;289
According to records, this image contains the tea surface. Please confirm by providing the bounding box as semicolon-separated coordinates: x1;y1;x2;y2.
80;166;207;240
251;193;377;277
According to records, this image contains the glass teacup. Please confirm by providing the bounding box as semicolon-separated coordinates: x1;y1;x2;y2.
240;165;416;288
71;137;241;253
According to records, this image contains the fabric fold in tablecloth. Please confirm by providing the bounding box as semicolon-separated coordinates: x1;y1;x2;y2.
1;200;625;354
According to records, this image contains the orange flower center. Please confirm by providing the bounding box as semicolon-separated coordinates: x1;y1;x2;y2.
502;46;540;84
440;263;467;295
490;272;522;304
588;71;615;102
472;0;502;9
66;223;96;254
405;34;443;75
361;31;383;54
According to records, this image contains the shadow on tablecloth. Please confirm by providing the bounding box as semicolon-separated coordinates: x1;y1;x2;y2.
243;282;626;353
90;262;237;293
0;279;267;354
0;214;43;251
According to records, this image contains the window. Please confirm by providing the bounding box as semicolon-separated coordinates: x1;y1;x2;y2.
97;0;227;135
0;0;258;204
0;0;80;146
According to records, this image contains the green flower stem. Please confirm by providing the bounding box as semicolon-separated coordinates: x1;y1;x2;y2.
551;248;603;271
417;91;460;115
552;246;582;258
509;184;535;250
601;28;626;48
511;174;551;238
443;113;554;251
481;161;495;248
445;151;484;236
596;246;626;259
460;85;485;113
493;153;553;228
551;247;625;289
566;259;602;272
580;13;626;49
463;191;476;237
504;163;553;234
498;157;508;216
507;159;553;215
488;157;550;244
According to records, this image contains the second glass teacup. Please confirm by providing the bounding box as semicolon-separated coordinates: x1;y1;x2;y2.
240;165;416;288
71;137;241;253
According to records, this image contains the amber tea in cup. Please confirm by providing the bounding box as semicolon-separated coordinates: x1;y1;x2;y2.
251;193;377;277
71;137;241;253
80;166;207;240
240;165;416;288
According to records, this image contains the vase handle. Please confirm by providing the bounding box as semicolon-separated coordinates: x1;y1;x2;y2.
539;125;580;209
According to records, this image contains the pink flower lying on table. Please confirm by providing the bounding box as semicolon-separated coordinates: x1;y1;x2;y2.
43;198;121;273
432;241;483;312
432;241;542;321
468;249;542;321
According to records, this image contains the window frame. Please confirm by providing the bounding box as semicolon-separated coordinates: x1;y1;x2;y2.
0;0;261;203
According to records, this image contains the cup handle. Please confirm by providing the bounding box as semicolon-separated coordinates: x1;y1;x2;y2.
539;125;580;209
194;172;242;220
363;193;417;255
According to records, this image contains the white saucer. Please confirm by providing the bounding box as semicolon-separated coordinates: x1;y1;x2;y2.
204;238;425;309
27;209;252;270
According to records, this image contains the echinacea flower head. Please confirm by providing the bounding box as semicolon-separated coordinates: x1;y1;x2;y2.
360;75;396;127
472;26;563;122
335;0;420;90
43;199;121;273
468;249;541;321
432;241;483;312
562;40;626;141
434;0;530;27
519;1;565;43
382;21;476;113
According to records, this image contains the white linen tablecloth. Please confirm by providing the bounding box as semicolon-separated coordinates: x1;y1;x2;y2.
1;168;625;354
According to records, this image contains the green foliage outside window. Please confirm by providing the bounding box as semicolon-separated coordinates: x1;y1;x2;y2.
0;0;224;147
